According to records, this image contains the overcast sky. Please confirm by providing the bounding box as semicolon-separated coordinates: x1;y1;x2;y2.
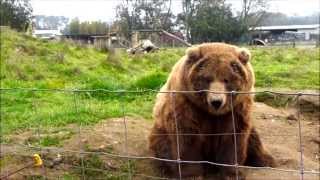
31;0;320;22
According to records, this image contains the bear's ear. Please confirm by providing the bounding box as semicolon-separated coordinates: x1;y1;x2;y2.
186;46;202;63
237;48;251;65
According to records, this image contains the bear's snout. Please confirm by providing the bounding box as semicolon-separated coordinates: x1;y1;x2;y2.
207;82;227;111
208;94;226;111
210;99;223;109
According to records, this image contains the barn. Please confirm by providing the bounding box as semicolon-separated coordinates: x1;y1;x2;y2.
249;24;320;43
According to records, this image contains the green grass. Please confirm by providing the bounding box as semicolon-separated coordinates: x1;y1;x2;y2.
1;27;319;135
69;154;135;179
251;47;320;89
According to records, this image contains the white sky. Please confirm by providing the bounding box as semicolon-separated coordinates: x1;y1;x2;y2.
31;0;320;22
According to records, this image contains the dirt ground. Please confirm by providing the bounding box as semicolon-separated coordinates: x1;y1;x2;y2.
1;102;319;180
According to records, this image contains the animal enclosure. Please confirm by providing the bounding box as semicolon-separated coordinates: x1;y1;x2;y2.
0;88;319;179
1;27;319;179
2;0;320;178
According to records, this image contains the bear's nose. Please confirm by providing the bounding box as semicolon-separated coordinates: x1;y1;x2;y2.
211;99;222;109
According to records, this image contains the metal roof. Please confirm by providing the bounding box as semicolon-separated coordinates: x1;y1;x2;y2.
33;29;62;35
250;24;320;31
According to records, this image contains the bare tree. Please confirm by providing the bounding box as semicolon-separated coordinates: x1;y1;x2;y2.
116;0;174;39
181;0;199;41
240;0;269;27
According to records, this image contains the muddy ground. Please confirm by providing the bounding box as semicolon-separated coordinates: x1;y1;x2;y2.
1;102;319;180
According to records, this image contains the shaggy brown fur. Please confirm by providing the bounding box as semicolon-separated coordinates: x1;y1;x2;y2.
149;43;275;179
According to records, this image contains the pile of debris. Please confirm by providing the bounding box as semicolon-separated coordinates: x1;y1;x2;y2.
127;40;159;54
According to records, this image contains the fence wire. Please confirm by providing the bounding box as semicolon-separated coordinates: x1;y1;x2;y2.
0;88;319;180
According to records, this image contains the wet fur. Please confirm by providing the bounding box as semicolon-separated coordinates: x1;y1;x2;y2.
149;43;275;179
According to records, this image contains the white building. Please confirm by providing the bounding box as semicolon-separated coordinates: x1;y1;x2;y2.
32;29;62;40
250;24;320;41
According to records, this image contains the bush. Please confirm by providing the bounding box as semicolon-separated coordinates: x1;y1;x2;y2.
131;72;167;90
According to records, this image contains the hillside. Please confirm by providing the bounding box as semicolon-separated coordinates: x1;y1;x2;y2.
0;28;319;134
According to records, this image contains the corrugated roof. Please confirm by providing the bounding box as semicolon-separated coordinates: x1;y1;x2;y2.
33;29;62;35
250;24;320;31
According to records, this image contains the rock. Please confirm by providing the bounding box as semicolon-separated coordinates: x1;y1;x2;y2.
81;138;88;143
310;138;320;145
49;154;63;168
277;158;299;166
90;144;107;152
262;114;277;120
127;39;159;54
105;161;118;170
298;91;320;113
307;122;315;125
287;114;298;121
261;114;268;119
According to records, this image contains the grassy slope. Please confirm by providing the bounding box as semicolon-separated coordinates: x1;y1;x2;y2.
1;28;319;134
252;47;319;89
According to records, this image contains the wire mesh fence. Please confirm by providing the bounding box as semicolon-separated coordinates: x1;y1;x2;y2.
0;88;319;180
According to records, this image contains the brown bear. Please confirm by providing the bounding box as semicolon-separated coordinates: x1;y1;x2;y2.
148;43;275;179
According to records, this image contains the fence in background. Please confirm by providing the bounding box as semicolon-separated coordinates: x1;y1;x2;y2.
0;88;319;180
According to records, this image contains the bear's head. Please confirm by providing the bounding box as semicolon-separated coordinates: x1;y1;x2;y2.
181;43;255;115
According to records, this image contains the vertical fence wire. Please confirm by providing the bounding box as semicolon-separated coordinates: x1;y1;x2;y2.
61;91;67;180
297;93;304;180
171;92;182;180
73;91;85;180
0;93;6;178
32;90;47;178
230;91;239;180
78;122;85;180
32;91;38;177
120;91;132;179
0;90;3;179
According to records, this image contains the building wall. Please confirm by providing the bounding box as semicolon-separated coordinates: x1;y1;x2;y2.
298;28;319;40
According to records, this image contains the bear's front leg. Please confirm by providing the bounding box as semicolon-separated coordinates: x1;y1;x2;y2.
170;134;205;178
149;126;205;178
149;125;175;175
216;130;250;180
172;162;204;179
245;127;276;167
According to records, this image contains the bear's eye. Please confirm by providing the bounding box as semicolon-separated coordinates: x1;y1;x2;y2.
197;63;206;71
204;77;213;83
224;79;229;84
199;76;213;83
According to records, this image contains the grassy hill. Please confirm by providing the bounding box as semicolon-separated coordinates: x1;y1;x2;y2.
1;27;319;134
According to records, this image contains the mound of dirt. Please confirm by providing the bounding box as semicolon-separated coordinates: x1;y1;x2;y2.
1;103;319;179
